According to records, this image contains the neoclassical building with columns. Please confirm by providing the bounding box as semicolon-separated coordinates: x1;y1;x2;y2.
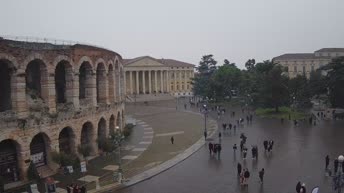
124;56;195;97
0;38;125;185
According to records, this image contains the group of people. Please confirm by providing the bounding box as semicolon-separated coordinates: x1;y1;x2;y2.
237;163;265;186
296;181;307;193
325;155;344;175
66;184;87;193
263;140;274;153
208;142;222;159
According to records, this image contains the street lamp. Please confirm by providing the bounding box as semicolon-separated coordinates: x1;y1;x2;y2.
333;155;344;193
201;104;208;140
112;126;125;183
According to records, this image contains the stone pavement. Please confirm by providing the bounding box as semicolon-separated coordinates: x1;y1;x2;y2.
117;102;344;193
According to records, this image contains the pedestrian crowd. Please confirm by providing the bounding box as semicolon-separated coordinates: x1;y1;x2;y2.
66;184;87;193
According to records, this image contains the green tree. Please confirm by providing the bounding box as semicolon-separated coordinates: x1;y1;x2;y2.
321;56;344;108
245;59;256;71
212;65;241;100
253;61;289;112
192;55;218;98
288;75;312;108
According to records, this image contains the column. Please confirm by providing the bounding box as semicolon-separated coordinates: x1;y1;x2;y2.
142;70;146;94
136;71;139;94
179;71;182;91
184;70;188;92
166;71;170;92
174;71;177;93
148;70;152;94
129;71;133;94
160;70;163;93
154;70;158;93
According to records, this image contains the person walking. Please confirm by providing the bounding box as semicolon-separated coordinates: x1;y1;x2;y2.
170;136;174;144
243;148;247;159
233;144;237;152
209;142;213;155
237;163;242;176
296;181;302;193
244;169;250;185
325;155;330;170
300;183;306;193
334;158;339;173
263;140;268;151
217;144;222;159
258;168;264;183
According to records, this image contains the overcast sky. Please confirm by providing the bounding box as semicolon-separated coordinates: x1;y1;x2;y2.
1;0;344;68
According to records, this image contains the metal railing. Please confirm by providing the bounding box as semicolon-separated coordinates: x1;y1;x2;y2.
0;35;111;51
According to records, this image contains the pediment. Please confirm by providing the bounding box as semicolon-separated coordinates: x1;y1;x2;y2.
126;57;164;67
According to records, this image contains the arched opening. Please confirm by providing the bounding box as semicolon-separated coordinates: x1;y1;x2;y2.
0;139;20;183
81;122;96;155
0;59;14;112
30;133;50;168
108;64;114;102
58;127;75;154
79;62;93;100
116;111;121;130
109;115;115;136
96;63;107;104
26;59;48;102
97;118;107;149
55;61;73;104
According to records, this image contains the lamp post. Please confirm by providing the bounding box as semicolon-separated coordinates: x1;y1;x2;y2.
112;126;124;183
201;104;208;140
333;155;344;193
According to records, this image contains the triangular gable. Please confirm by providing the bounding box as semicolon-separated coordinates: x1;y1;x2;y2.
125;56;165;67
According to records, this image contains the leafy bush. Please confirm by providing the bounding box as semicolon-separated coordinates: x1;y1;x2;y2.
78;144;91;159
51;151;80;167
27;162;40;182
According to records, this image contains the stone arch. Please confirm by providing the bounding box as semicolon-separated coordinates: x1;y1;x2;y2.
76;56;94;72
58;127;76;154
109;114;115;136
55;60;73;104
97;117;107;149
96;62;107;104
94;58;108;73
0;139;22;183
108;63;115;102
25;59;49;106
0;59;15;112
29;132;51;168
79;61;93;100
80;122;97;156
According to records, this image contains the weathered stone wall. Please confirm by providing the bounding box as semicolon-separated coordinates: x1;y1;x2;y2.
0;39;126;181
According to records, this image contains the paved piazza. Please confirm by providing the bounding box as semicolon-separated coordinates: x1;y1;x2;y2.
117;101;344;193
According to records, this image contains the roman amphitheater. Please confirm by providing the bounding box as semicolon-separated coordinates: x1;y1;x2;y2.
0;38;125;184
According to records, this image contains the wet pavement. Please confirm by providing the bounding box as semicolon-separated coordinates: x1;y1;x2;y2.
117;103;344;193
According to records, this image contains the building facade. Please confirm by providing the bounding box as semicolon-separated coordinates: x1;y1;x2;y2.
124;56;195;96
273;48;344;78
0;38;125;184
